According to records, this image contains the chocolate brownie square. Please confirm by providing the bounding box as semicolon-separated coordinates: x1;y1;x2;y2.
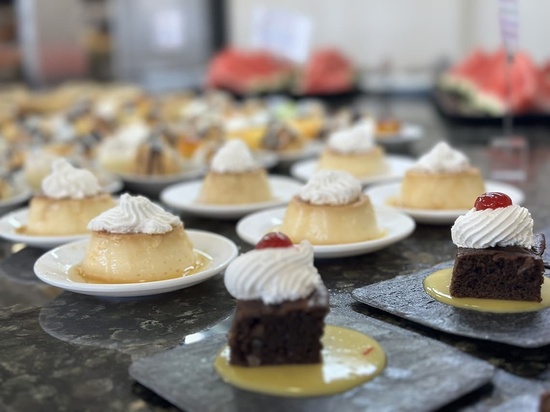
450;234;546;302
227;286;329;367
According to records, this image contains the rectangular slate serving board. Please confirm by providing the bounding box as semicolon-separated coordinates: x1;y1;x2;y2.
129;310;494;412
352;261;550;348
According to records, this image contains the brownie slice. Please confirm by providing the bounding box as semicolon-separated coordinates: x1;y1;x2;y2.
541;390;550;412
450;234;546;302
227;286;329;367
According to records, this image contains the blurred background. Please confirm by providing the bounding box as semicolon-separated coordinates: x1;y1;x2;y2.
0;0;548;93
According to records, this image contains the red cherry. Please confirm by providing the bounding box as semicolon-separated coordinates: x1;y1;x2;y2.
256;232;294;249
474;192;513;211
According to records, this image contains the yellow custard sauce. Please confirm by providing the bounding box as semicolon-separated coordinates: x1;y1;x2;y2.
69;250;211;284
214;325;386;397
424;268;550;313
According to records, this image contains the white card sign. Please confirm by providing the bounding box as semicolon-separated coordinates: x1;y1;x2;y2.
152;9;185;50
251;7;313;63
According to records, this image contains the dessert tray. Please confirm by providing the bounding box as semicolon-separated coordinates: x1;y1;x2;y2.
290;155;416;186
0;207;89;249
160;176;303;219
33;230;238;297
365;180;526;224
352;261;550;348
236;206;415;258
116;164;205;197
129;311;494;412
375;123;423;145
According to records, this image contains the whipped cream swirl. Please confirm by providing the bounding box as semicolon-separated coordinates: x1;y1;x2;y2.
451;204;534;249
327;118;375;154
411;142;470;173
299;170;361;205
42;159;103;199
224;241;323;304
88;193;181;234
210;140;258;173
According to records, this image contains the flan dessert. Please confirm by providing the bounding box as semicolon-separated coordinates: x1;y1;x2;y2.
96;122;150;174
134;134;182;175
396;142;485;209
450;192;545;302
260;120;304;153
23;150;62;190
26;159;116;236
80;194;195;283
224;232;329;366
279;170;381;245
198;140;272;204
318;119;387;178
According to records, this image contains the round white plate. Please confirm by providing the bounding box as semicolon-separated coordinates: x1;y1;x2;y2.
118;165;205;197
365;180;526;224
160;175;303;219
290;155;415;186
236;206;415;258
0;207;89;248
375;123;423;144
275;141;324;163
33;230;238;297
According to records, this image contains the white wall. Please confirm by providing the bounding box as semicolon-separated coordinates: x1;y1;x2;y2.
228;0;550;68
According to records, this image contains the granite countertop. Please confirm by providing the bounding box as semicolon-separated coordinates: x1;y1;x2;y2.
1;97;550;411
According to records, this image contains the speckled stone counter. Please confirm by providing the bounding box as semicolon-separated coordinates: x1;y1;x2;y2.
1;98;550;411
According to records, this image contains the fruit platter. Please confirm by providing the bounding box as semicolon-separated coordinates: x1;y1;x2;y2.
434;47;550;123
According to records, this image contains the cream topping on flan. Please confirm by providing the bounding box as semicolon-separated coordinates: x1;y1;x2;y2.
411;142;470;173
210;140;258;173
88;193;181;234
224;240;322;304
41;159;103;199
327;118;375;154
451;204;534;249
299;170;362;206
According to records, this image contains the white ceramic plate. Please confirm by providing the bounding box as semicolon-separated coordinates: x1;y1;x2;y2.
375;123;423;144
365;180;526;224
0;196;170;248
290;155;415;186
275;141;324;163
0;208;89;248
118;165;205;197
33;230;238;297
160;175;303;219
236;206;416;258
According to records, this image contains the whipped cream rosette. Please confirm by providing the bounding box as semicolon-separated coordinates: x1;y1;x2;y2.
88;193;181;234
42;159;103;199
410;141;470;173
327;119;376;154
299;170;361;206
210;140;259;173
224;240;323;304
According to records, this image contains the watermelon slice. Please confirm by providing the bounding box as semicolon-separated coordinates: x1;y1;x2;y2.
206;48;293;95
295;48;355;95
441;48;539;114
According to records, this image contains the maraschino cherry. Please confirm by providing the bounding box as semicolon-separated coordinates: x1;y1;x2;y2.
256;232;294;249
474;192;512;211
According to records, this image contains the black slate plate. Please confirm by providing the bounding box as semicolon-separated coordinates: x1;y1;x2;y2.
129;310;494;412
489;390;548;412
351;261;550;348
